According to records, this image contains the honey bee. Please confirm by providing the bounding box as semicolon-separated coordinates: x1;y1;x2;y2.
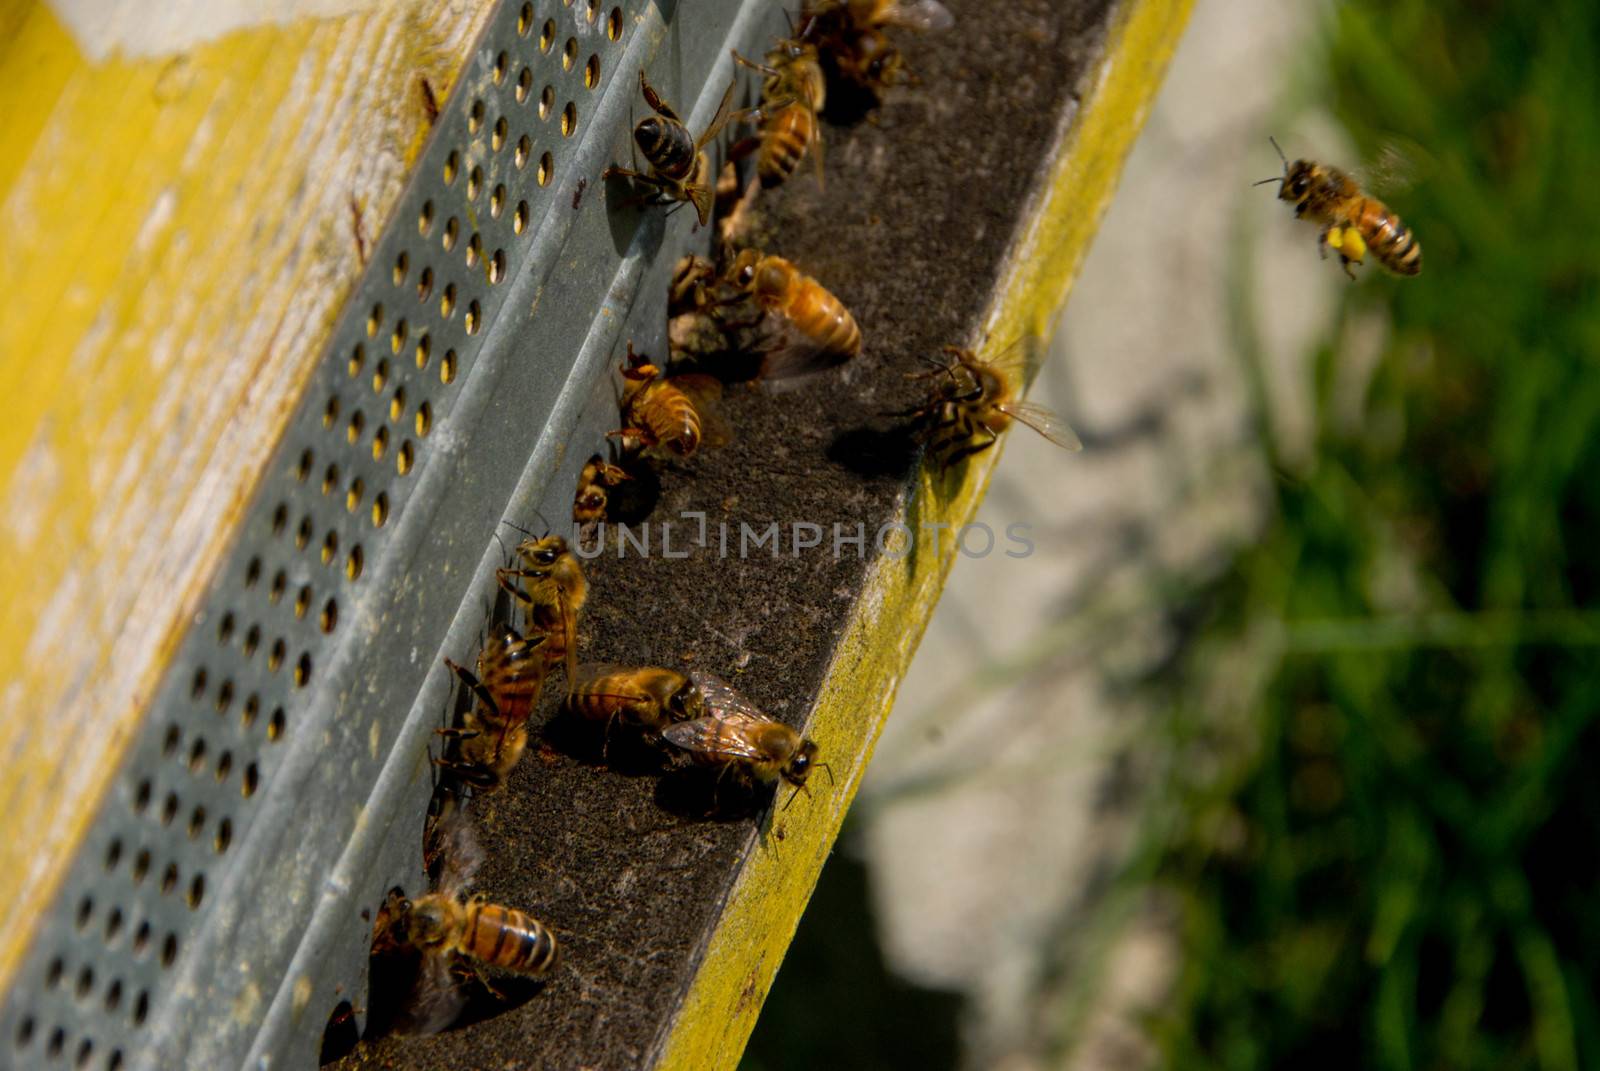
496;533;587;690
569;664;708;743
714;248;861;380
669;254;720;320
668;256;736;363
911;344;1083;469
376;813;557;1034
802;0;953;100
1257;137;1422;279
661;674;828;796
573;454;632;526
604;70;738;227
437;626;547;788
612;343;727;458
731;40;827;189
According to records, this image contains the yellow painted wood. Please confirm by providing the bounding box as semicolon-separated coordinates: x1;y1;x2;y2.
0;0;495;995
652;0;1196;1065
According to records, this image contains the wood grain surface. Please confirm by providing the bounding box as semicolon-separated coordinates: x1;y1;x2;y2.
0;0;494;995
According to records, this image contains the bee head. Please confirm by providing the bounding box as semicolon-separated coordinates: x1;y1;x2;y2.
728;248;762;289
671;680;705;721
784;740;820;787
405;898;451;950
528;535;568;565
1280;160;1318;204
1254;137;1315;204
857;30;906;85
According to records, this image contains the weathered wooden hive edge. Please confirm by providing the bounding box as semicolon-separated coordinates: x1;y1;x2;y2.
652;0;1196;1066
0;2;792;1069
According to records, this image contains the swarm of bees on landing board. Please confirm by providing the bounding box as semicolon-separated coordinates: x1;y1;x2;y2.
372;0;1426;1038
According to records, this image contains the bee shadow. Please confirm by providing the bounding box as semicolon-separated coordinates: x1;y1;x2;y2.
318;1000;359;1065
348;944;550;1046
825;419;921;478
603;464;662;526
538;711;673;778
818;77;883;127
344;944;422;1046
653;765;771;823
449;973;551;1032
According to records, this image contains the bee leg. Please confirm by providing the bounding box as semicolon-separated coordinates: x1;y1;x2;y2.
730;50;782;79
601;168;676;211
727;134;762;163
469;962;509;1003
432;756;502;791
495;567;553;615
941;428;998;470
445;660;503;723
436;727;483;739
600;711;623;763
1341;256;1358;281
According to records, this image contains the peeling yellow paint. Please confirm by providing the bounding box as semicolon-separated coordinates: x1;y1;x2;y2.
0;0;495;995
653;1;1196;1066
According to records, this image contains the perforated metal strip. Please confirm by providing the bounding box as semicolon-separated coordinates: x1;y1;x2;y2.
0;1;788;1068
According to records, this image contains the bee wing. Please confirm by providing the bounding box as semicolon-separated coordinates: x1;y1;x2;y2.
574;662;638;685
427;807;485;897
399;952;469;1036
688;671;769;719
976;332;1045;379
638;69;678;122
1359;135;1433;197
883;0;955;31
663;713;770;761
751;313;852;386
996;400;1083;451
696;77;740;149
667;373;723;408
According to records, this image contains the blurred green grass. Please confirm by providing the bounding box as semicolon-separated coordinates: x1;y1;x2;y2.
1152;1;1600;1068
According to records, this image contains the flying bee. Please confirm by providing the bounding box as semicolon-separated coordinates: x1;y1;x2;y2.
612;343;728;458
375;813;557;1034
573;454;632;526
661;674;829;802
604;70;739;227
1256;136;1422;279
438;626;548;787
714;248;861;381
911;344;1083;469
837;0;957;31
569;664;708;747
496;533;587;691
802;0;953;100
731;40;827;189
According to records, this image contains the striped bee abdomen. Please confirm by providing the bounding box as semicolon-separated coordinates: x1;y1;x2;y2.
759;106;813;188
1357;198;1423;276
634;117;697;179
463;902;559;975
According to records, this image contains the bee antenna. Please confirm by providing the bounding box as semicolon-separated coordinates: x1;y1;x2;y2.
491;528;510;558
1268;135;1288;168
818;762;835;786
1252;177;1283;187
500;519;535;538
